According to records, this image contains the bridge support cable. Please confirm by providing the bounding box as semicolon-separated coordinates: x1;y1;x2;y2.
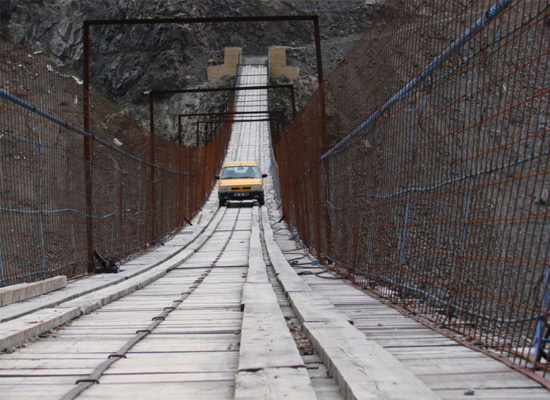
321;0;513;160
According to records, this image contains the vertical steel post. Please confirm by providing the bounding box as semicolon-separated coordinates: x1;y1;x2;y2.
177;125;184;228
196;122;200;147
160;148;165;235
177;114;183;145
0;241;4;287
149;92;156;243
290;85;297;119
313;16;327;263
177;114;184;227
83;22;95;273
313;16;324;84
118;172;123;249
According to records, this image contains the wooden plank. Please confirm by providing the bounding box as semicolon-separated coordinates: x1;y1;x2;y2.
418;370;544;390
0;368;92;376
247;207;269;284
238;302;304;371
0;353;106;360
287;290;348;324
0;339;130;354
0;385;82;400
394;351;488;362
310;378;347;400
401;357;514;374
0;376;79;385
0;357;100;369
307;363;331;378
241;282;277;306
0;307;81;350
235;367;317;400
356;327;446;337
99;371;235;384
305;321;439;400
80;381;235;400
129;334;240;353
103;352;238;374
234;212;317;399
363;336;457;346
0;276;66;307
260;207;437;400
434;387;550;399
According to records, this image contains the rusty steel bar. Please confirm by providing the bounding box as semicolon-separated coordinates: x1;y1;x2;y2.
181;111;284;147
197;118;276;124
177;117;182;145
82;22;94;274
154;85;296;117
179;110;283;117
313;16;324;83
148;92;156;243
152;88;291;148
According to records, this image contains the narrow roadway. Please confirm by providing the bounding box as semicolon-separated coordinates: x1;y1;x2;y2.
0;60;343;400
1;60;549;399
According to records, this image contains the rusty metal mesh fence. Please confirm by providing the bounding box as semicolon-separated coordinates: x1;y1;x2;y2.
0;36;231;287
276;0;550;374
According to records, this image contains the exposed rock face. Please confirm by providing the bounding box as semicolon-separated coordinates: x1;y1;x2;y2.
3;0;383;140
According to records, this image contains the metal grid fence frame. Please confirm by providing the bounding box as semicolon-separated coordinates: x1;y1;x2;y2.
0;36;231;287
275;0;550;377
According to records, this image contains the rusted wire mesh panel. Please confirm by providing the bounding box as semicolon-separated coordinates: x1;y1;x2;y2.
0;36;230;287
276;0;550;374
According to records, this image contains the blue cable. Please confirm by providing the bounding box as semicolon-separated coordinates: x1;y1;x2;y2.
356;150;548;200
322;0;513;160
0;89;189;176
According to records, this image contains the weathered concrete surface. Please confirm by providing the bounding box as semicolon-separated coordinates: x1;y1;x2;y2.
268;47;299;80
208;47;243;81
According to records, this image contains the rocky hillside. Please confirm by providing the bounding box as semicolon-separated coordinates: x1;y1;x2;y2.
2;0;383;142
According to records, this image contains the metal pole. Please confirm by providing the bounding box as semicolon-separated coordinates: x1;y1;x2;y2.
83;22;95;273
0;241;4;287
313;16;327;263
290;85;297;118
153;84;294;95
149;92;156;243
313;16;324;84
177;114;182;145
196;122;200;147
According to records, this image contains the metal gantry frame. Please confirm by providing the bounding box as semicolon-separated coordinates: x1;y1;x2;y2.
81;16;323;272
178;110;286;146
149;85;295;144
